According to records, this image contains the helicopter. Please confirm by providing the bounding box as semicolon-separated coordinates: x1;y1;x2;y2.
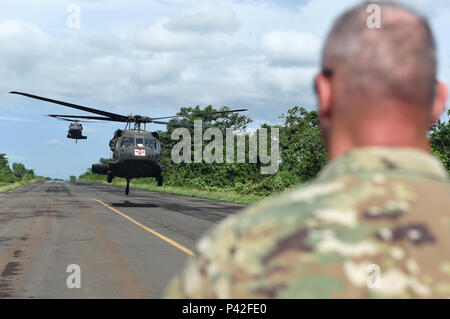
56;118;88;142
10;91;247;195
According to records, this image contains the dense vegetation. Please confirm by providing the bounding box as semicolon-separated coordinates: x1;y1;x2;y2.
430;109;450;172
78;106;449;203
0;153;46;192
78;105;326;200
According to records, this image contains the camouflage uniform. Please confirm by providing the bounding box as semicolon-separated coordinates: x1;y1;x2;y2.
109;129;123;153
164;147;450;298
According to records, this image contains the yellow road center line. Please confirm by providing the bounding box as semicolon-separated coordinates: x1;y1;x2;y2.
91;198;195;256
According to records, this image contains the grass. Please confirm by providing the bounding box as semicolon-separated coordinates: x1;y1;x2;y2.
0;178;45;193
78;177;264;205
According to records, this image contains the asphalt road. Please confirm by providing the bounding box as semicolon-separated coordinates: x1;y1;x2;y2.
0;181;245;298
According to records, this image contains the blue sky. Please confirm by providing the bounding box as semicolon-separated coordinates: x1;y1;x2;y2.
0;0;449;179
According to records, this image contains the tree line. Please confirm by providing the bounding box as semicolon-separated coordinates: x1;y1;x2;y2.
78;106;449;197
0;154;38;185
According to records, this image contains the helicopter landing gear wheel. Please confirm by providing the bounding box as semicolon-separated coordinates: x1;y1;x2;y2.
125;178;130;195
107;171;113;183
157;175;163;187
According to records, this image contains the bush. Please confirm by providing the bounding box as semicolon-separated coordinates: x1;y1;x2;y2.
0;167;16;184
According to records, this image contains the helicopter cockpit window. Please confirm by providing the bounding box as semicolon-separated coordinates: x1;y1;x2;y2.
120;136;134;147
136;138;144;148
145;139;156;149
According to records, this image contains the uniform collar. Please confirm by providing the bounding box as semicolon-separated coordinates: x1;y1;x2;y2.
317;147;449;182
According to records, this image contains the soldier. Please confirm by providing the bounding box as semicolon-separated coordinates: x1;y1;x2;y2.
109;129;123;153
164;1;450;298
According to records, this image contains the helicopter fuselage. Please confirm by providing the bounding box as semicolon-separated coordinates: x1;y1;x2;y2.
108;158;162;179
92;129;164;179
67;123;87;140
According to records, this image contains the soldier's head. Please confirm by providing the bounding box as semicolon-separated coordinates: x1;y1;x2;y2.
315;1;447;159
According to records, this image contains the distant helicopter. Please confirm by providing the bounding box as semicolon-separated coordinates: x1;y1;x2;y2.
55;118;88;143
10;91;247;195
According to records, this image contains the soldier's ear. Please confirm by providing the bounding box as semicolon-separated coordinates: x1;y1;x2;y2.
431;81;447;124
315;73;333;130
316;73;332;116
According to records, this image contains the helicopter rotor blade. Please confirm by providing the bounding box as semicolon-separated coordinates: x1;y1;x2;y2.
151;120;216;128
150;108;248;121
11;91;128;121
11;91;248;127
47;114;126;122
54;117;106;123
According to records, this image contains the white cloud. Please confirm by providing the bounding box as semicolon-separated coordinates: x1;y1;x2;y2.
164;3;241;33
0;20;49;74
262;31;321;67
258;65;318;94
135;19;199;52
0;0;449;126
133;53;183;84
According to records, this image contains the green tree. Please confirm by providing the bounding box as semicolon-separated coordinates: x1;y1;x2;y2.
12;162;27;179
0;154;15;184
167;105;251;131
430;109;450;172
70;175;77;182
0;154;9;169
0;167;15;184
26;169;35;177
279;106;327;181
158;105;257;189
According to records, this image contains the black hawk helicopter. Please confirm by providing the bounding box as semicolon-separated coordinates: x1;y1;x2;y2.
10;91;247;195
56;118;88;142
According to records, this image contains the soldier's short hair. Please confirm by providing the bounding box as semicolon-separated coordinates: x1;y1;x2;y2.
322;1;437;107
